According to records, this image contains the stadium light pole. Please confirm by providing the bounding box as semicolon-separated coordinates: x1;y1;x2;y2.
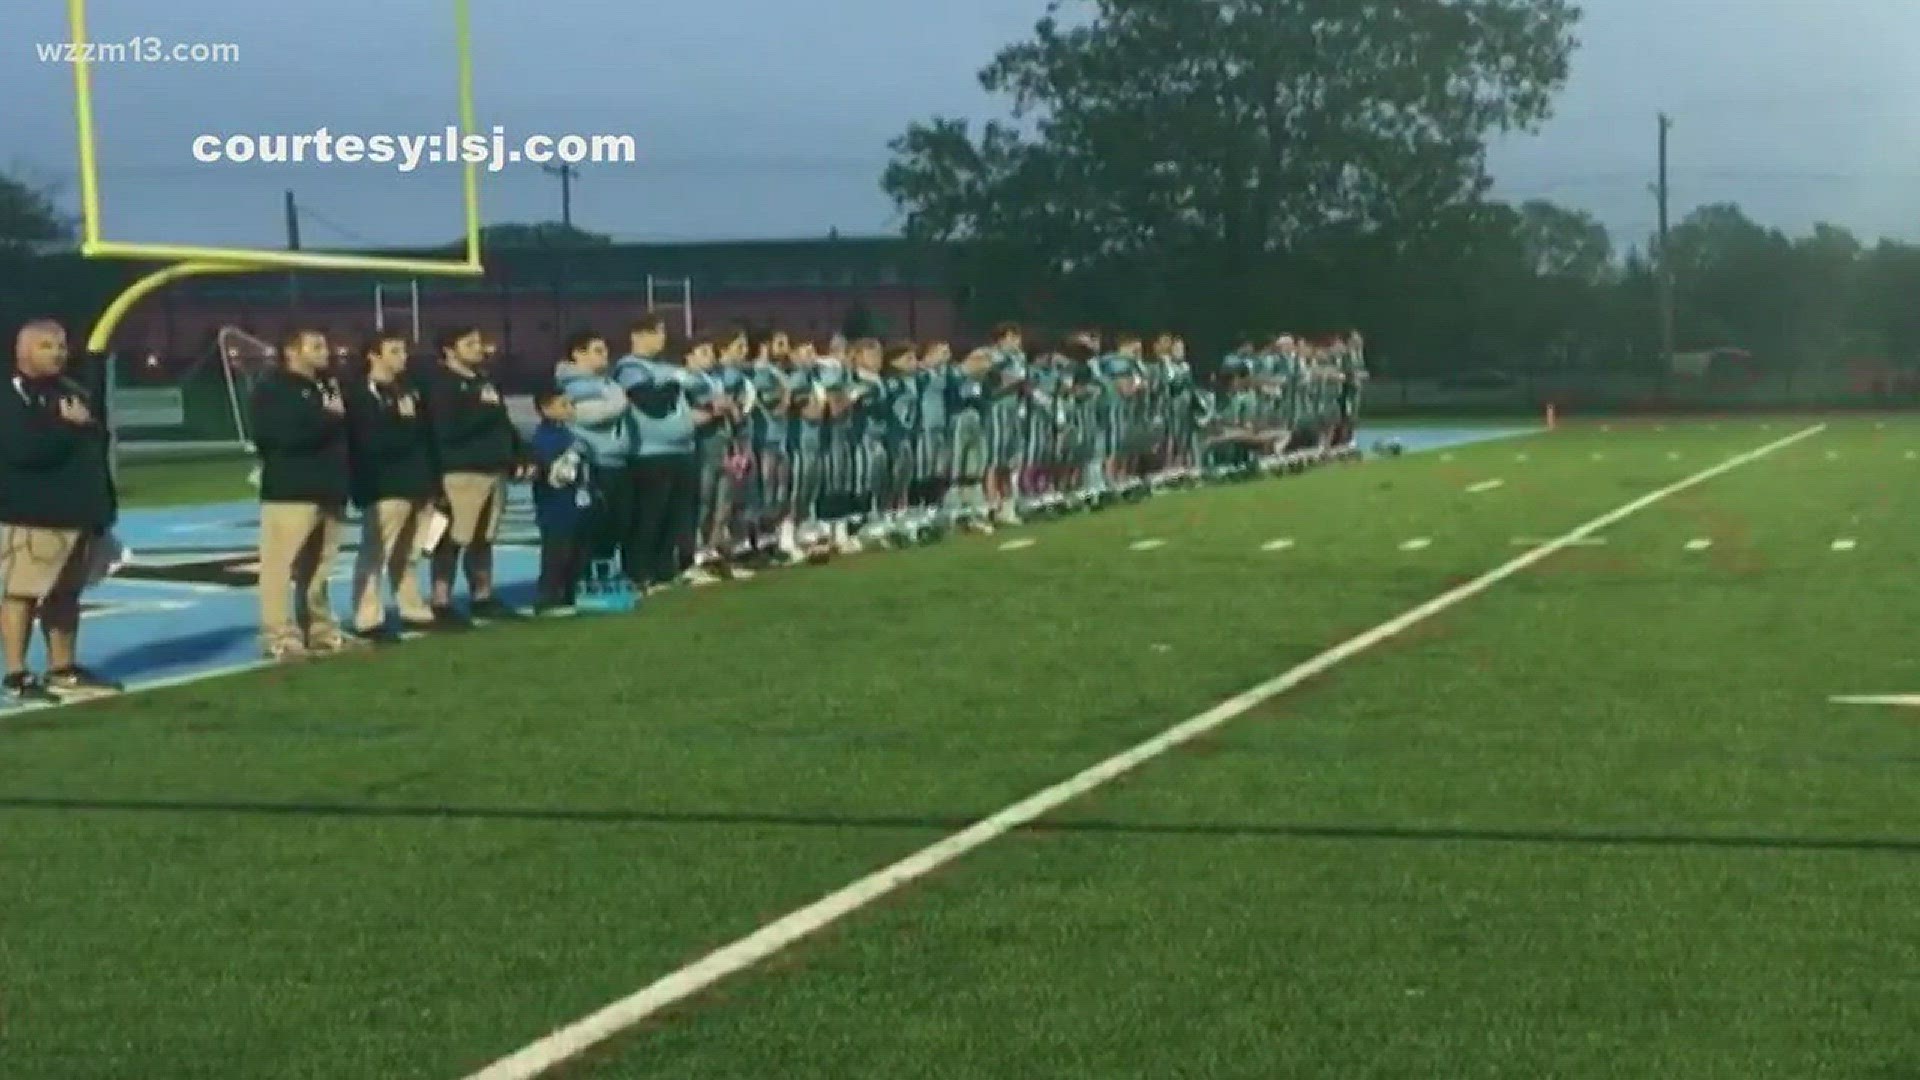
543;163;579;229
1655;113;1675;376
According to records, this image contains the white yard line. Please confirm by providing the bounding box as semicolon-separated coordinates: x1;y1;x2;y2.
1259;539;1295;552
1464;479;1504;494
1831;538;1857;552
998;539;1037;552
92;577;230;596
1398;537;1433;551
1512;537;1607;547
458;421;1827;1080
1128;539;1167;551
1684;538;1713;551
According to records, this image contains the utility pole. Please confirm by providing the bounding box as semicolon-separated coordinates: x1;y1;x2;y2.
542;163;579;228
1655;113;1674;373
283;189;302;310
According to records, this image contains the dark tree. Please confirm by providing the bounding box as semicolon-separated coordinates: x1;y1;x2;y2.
884;0;1580;333
0;170;73;252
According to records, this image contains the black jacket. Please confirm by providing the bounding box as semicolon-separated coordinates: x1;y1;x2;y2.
425;363;521;474
250;368;351;505
345;376;437;507
0;371;117;529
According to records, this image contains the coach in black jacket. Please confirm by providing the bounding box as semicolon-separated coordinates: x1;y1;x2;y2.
0;320;121;703
250;327;355;660
424;326;527;624
345;332;438;640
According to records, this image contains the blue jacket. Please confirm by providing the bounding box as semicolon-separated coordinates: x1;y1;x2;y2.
612;354;695;457
529;421;587;536
554;361;634;467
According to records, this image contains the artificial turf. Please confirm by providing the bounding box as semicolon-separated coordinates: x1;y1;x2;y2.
3;418;1915;1079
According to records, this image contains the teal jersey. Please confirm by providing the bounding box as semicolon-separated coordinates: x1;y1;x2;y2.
1166;359;1194;395
846;369;890;442
814;358;851;442
715;364;751;441
882;371;919;443
748;359;788;447
786;364;826;448
987;347;1028;407
1093;353;1138;405
683;369;727;448
917;364;952;430
1026;362;1064;412
948;369;988;415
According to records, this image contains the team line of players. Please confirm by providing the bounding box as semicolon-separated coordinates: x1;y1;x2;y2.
556;323;1367;576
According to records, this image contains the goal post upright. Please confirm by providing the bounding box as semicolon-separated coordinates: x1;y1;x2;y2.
66;0;486;476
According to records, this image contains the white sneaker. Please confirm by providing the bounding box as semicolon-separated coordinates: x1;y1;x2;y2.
730;565;758;580
681;567;723;588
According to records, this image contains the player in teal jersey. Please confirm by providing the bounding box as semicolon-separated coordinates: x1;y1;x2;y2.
812;340;862;552
1059;339;1104;506
1093;332;1147;498
945;346;995;532
783;339;834;554
838;338;891;544
912;340;954;527
682;331;750;580
673;336;729;584
1333;330;1367;447
1019;343;1069;514
1161;334;1198;480
747;330;799;561
1141;332;1180;483
982;322;1028;526
872;342;923;541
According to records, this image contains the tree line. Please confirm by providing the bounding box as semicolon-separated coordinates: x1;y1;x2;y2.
7;0;1917;390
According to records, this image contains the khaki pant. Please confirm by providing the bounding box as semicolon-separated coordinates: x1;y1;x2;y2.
443;471;506;546
0;526;95;601
259;501;344;648
349;498;434;631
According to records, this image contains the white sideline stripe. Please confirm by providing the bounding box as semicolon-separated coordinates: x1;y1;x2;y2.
84;599;196;619
1685;538;1713;551
1260;538;1295;552
1129;539;1167;551
94;577;229;595
1512;536;1606;547
1465;479;1504;494
459;421;1826;1080
1831;538;1857;552
0;659;270;719
998;539;1037;551
1399;537;1433;551
1831;694;1920;707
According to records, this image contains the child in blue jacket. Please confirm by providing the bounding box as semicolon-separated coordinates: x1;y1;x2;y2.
529;388;589;614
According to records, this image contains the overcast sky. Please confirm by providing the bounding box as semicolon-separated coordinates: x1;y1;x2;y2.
3;0;1915;252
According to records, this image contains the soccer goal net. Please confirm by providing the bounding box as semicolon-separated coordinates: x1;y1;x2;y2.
105;327;268;471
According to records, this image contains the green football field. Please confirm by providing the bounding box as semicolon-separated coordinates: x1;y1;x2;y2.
4;418;1917;1079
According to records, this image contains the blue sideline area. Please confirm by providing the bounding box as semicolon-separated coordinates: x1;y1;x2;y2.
4;424;1533;706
